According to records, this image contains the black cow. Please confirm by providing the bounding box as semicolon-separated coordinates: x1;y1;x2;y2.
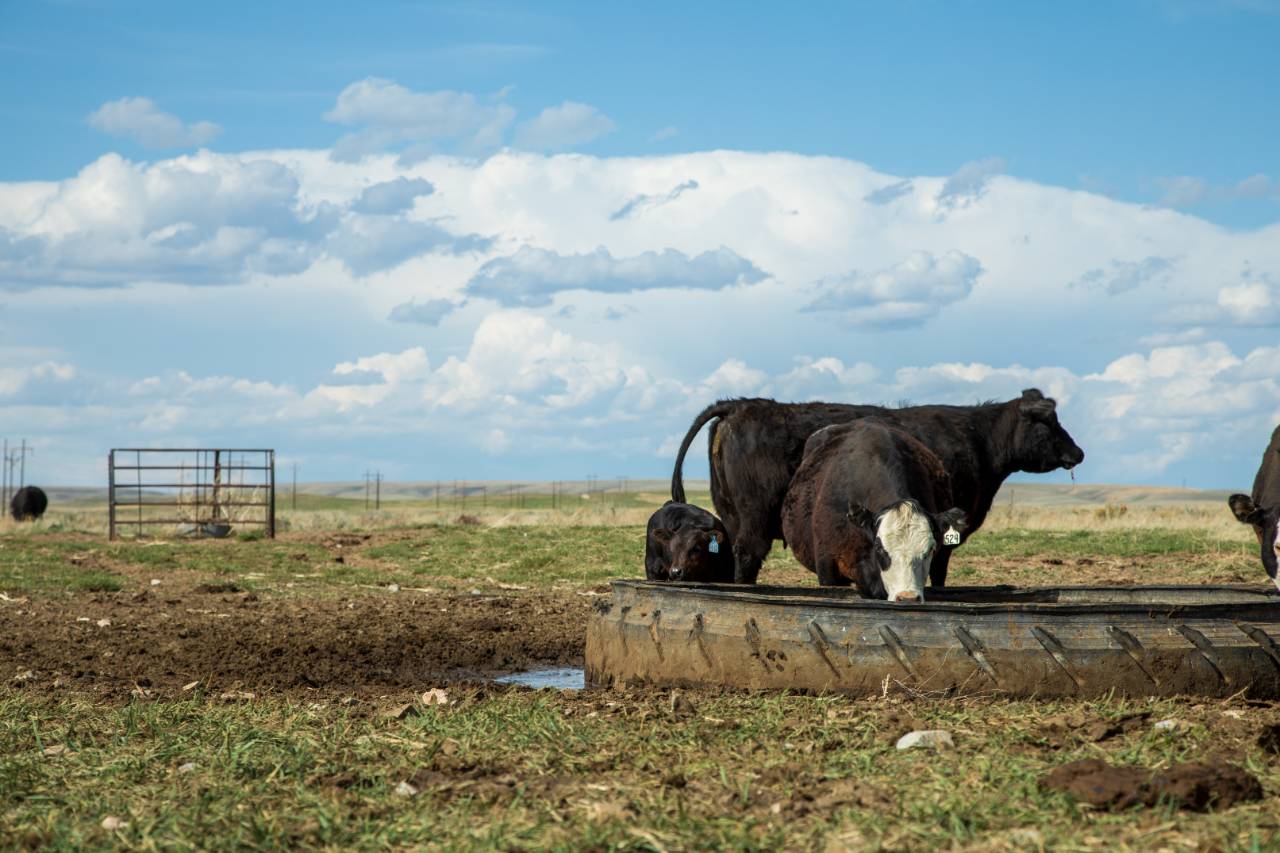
671;389;1084;585
1228;424;1280;592
782;420;968;600
9;485;48;522
645;501;734;583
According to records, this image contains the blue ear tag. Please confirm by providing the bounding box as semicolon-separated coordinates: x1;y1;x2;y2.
708;536;720;554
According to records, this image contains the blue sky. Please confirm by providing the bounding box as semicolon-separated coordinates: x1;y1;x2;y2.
2;0;1279;487
5;1;1280;225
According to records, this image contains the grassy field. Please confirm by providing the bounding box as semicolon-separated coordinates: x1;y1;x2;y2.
2;491;1278;849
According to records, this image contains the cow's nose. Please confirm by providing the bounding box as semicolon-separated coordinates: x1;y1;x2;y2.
668;567;684;581
894;591;922;603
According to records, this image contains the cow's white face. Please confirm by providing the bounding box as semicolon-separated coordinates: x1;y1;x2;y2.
875;503;935;602
1273;528;1280;592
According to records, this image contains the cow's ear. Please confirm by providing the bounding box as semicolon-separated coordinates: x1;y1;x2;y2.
1020;398;1057;421
935;508;967;546
1021;388;1045;401
1229;494;1263;525
936;508;968;533
651;527;673;543
847;505;877;532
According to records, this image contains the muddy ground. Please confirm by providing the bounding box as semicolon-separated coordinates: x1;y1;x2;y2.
1;585;594;702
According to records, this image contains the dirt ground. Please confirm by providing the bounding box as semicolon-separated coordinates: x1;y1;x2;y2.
1;581;595;703
4;525;1280;848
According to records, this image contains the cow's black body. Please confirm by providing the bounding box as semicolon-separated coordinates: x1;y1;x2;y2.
1228;424;1280;588
782;420;966;597
9;485;48;522
644;501;734;583
671;389;1084;584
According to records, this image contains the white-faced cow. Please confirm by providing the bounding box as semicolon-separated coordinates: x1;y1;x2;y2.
671;389;1084;585
1228;425;1280;593
644;501;734;583
782;420;967;600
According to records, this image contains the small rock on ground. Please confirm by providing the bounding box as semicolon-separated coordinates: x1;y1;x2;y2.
895;730;954;750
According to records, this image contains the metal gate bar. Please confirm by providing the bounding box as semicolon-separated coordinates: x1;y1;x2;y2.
108;448;275;540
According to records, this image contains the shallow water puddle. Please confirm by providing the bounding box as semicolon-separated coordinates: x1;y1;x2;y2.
493;667;584;690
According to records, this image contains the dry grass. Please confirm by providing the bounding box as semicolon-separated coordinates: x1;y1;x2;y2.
6;488;1252;538
981;501;1252;540
1;489;715;538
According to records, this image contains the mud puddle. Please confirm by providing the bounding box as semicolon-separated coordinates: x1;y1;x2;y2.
493;667;584;690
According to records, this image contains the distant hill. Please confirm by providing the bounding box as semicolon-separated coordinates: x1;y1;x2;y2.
991;482;1233;507
26;480;1234;507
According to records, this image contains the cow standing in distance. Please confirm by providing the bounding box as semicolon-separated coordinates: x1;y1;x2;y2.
782;420;967;600
671;389;1084;585
9;485;48;522
644;501;735;583
1228;424;1280;593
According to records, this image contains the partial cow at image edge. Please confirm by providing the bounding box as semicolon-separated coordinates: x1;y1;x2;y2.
1228;423;1280;592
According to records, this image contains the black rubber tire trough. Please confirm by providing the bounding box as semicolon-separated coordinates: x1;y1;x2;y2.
586;582;1280;699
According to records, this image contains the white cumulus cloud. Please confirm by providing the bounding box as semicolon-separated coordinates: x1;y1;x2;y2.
4;143;1280;486
0;361;75;397
936;157;1004;209
349;177;436;214
803;250;982;327
324;78;516;162
1159;274;1280;327
1070;256;1177;296
388;298;462;326
465;245;766;307
88;97;221;149
0;152;330;288
325;215;489;276
513;101;616;151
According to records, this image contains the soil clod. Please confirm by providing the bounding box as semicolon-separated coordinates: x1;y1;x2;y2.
1259;723;1280;755
1040;758;1263;812
196;582;242;594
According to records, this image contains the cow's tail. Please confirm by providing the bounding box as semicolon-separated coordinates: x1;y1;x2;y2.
671;401;737;503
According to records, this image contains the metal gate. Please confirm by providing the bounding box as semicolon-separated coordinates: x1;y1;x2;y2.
108;448;275;540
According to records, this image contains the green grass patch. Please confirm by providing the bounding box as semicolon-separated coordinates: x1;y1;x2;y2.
0;535;330;595
1;690;1275;850
960;527;1251;559
2;520;1266;597
364;524;645;587
66;571;123;593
